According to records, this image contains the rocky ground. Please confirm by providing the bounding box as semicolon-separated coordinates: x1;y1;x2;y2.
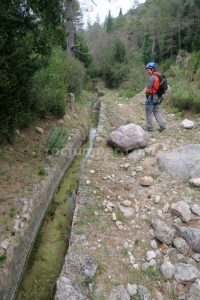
56;90;200;300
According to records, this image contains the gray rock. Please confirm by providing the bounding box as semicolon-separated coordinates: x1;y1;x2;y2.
63;252;98;278
150;240;158;249
137;285;151;300
128;149;146;160
157;144;200;177
186;282;200;300
155;290;164;300
190;178;200;187
190;204;200;216
35;126;44;134
146;251;156;261
176;226;200;253
174;263;200;282
160;261;175;279
109;285;130;300
145;143;163;157
55;277;89;300
151;219;176;245
193;253;200;262
171;201;192;223
126;283;137;296
173;238;190;255
107;123;150;152
118;204;134;218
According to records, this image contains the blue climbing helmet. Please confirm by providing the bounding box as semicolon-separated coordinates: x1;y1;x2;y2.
145;62;157;70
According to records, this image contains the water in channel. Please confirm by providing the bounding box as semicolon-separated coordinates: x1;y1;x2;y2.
16;110;99;300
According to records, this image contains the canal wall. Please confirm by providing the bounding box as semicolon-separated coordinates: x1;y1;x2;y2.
0;119;89;300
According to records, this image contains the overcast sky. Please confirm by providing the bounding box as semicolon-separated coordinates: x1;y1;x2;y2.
79;0;146;27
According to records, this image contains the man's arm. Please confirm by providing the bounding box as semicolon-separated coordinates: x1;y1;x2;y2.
147;75;155;89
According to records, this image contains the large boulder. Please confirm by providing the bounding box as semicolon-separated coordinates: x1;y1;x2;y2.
157;144;200;177
107;123;150;152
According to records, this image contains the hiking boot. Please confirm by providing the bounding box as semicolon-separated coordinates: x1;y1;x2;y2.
158;126;166;132
143;127;154;132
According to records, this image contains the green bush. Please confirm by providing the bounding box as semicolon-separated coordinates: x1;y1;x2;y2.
103;63;129;88
172;82;200;112
46;128;69;155
31;47;85;118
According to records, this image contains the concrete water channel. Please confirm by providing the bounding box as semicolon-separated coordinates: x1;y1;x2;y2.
15;110;99;300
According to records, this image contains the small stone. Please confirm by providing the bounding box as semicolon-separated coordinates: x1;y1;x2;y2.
150;240;158;249
131;171;137;177
189;178;200;187
123;242;129;249
171;201;192;223
181;119;195;129
190;203;200;216
142;262;150;271
109;285;130;300
162;203;170;213
1;239;10;251
135;205;139;213
193;253;200;262
140;176;154;187
146;250;156;261
126;283;137;296
149;259;157;267
135;166;143;172
35;127;44;134
90;170;95;174
86;180;91;185
122;200;132;207
154;195;161;204
57;119;64;124
112;213;117;221
160;261;175;279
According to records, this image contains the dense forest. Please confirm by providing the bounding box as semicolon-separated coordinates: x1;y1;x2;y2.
1;0;200;142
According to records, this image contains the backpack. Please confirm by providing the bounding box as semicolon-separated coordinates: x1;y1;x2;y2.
155;74;168;97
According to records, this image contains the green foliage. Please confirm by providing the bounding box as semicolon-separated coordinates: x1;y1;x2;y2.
113;40;127;63
74;34;93;68
141;32;153;65
0;255;6;265
104;63;129;88
105;10;113;33
0;0;66;142
31;47;85;117
102;39;129;88
38;166;47;177
45;128;69;155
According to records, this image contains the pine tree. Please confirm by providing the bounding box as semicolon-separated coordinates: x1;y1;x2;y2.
106;10;113;33
141;32;153;64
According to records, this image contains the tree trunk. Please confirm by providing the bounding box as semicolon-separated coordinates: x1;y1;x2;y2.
65;0;75;57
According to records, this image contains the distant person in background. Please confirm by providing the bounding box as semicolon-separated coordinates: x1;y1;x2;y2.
144;62;165;132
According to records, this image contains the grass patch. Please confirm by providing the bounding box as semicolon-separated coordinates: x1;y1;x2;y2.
9;208;16;218
0;255;6;265
121;247;129;256
45;128;69;155
143;266;162;280
38;165;47;177
116;212;127;223
76;228;85;235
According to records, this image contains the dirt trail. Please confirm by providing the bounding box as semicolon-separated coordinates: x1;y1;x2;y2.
70;90;200;299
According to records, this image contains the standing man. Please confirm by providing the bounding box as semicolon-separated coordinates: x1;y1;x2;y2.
144;62;165;132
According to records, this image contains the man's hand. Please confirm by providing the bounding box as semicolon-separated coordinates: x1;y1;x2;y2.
145;92;150;98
